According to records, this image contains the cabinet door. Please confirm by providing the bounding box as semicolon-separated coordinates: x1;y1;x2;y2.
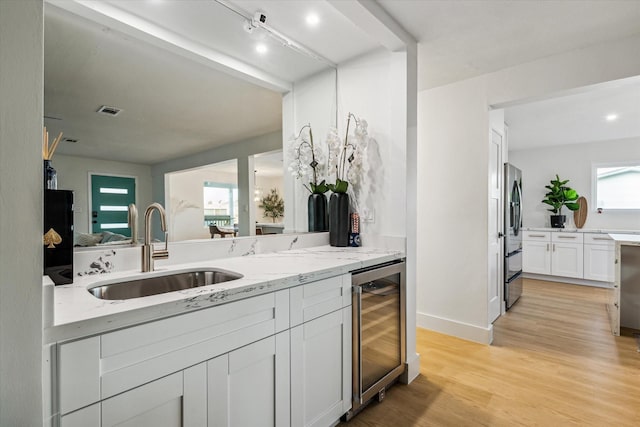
523;240;551;274
101;364;206;427
291;307;352;427
551;242;583;278
208;332;290;427
584;244;615;282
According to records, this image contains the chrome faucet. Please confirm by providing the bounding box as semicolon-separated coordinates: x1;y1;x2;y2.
127;203;138;245
141;203;169;272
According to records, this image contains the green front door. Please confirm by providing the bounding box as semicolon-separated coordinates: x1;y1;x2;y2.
91;174;136;236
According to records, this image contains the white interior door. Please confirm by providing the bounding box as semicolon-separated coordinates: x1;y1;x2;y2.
488;127;504;324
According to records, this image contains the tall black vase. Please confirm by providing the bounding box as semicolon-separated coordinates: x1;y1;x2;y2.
308;193;328;232
329;192;349;247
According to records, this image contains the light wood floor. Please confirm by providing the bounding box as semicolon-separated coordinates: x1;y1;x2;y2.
342;279;640;426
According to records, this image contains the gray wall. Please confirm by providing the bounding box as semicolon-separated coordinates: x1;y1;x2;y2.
0;0;44;425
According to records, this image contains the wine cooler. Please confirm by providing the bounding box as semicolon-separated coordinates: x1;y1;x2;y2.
344;259;406;420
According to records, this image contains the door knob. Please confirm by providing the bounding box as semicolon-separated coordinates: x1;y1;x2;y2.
498;232;504;238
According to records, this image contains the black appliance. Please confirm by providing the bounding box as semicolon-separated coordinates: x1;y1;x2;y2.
44;189;74;284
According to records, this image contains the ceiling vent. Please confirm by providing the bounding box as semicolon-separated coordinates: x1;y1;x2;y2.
97;105;122;116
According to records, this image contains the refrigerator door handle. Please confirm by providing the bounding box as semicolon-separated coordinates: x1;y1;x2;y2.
514;181;523;235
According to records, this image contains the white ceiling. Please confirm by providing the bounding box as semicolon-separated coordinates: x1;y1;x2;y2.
505;79;640;151
44;0;640;165
44;4;284;164
379;0;640;91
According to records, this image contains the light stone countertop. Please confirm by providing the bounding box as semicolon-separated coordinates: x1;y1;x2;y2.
44;245;404;344
523;227;640;234
608;234;640;244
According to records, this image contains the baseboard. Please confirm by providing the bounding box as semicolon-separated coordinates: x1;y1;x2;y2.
401;352;420;384
523;273;614;289
417;312;493;344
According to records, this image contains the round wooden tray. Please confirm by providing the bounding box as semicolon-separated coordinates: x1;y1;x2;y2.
574;196;588;229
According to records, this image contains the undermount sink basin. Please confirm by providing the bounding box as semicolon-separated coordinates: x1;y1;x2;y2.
88;269;243;300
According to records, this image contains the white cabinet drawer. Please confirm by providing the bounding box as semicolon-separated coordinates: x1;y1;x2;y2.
583;233;614;247
522;231;550;241
100;291;288;399
551;232;583;244
58;291;289;413
290;274;351;327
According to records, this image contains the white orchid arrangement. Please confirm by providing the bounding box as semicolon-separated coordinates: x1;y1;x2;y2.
288;124;329;194
326;113;368;194
289;113;369;197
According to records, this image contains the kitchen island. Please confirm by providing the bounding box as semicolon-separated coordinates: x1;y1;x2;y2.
607;234;640;335
44;242;404;427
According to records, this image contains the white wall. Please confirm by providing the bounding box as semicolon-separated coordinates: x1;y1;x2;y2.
167;167;236;241
55;154;153;234
417;33;640;343
510;137;640;230
284;68;336;233
336;48;408;238
0;1;43;425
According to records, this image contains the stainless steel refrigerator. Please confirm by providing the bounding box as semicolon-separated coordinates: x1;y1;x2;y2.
504;164;523;309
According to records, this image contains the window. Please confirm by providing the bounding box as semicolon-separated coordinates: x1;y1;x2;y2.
594;164;640;210
203;182;238;226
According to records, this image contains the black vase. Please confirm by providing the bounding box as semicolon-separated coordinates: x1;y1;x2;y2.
550;215;566;228
329;192;349;247
308;193;328;232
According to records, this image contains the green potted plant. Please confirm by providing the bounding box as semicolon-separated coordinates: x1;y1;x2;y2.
259;188;284;223
541;174;580;228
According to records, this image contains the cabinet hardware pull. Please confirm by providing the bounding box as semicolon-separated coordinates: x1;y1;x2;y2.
557;235;576;239
546;243;549;251
529;234;546;238
553;244;556;252
592;237;611;241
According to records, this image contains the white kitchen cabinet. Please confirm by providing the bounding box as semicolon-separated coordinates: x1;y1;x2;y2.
523;240;551;274
583;233;615;282
102;363;206;427
523;231;599;281
208;332;290;427
551;241;583;278
522;231;551;274
291;307;352;427
54;272;354;427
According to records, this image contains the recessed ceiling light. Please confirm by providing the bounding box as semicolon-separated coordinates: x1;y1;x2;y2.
256;43;268;54
605;113;618;122
306;13;320;27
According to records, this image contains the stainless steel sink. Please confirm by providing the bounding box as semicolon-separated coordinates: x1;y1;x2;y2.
88;269;243;300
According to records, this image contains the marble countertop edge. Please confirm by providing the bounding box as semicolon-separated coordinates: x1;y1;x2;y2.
44;245;404;344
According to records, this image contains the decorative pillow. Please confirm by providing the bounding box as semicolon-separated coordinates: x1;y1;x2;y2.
100;231;128;243
74;232;103;247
